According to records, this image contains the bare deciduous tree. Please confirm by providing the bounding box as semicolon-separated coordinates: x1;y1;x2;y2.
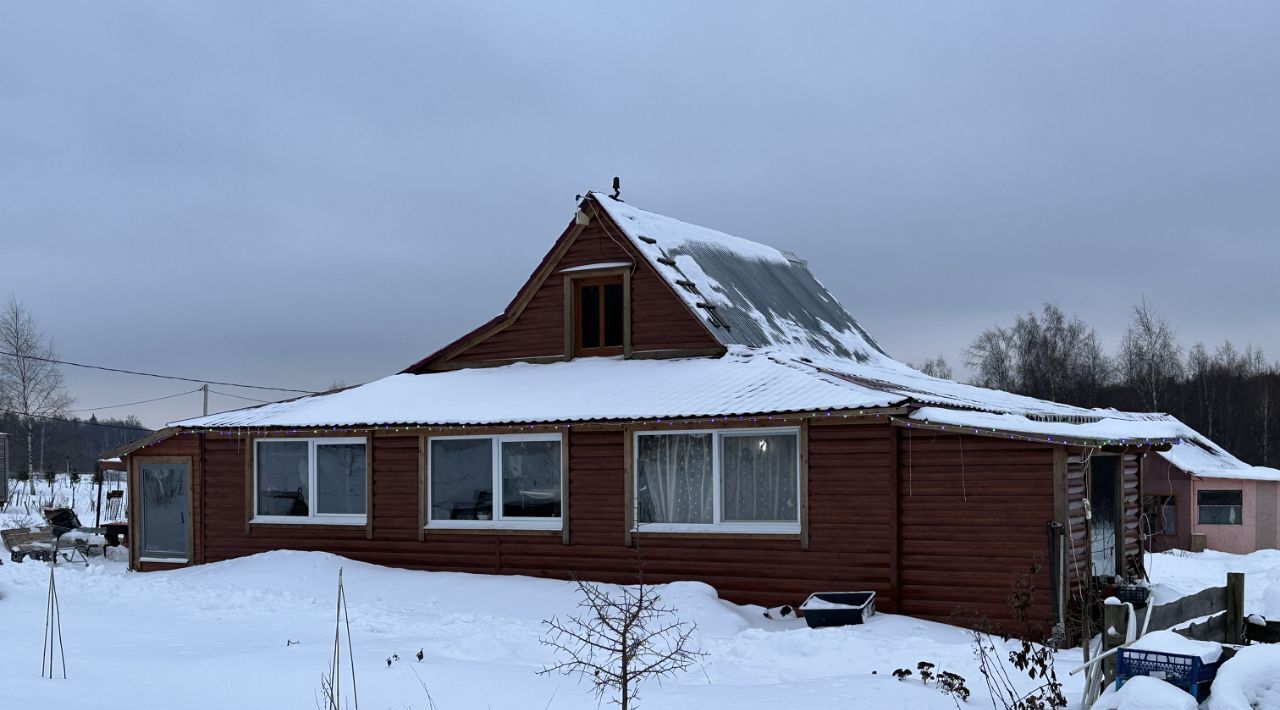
0;296;73;492
539;572;704;710
1118;299;1182;411
965;304;1110;406
912;355;954;380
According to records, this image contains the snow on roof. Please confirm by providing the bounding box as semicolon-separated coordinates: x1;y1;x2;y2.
174;346;1189;446
174;350;901;429
1158;433;1280;482
908;407;1194;444
166;196;1192;445
592;194;886;363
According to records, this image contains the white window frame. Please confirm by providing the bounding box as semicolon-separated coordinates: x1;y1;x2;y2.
426;433;564;531
632;427;801;534
252;437;367;525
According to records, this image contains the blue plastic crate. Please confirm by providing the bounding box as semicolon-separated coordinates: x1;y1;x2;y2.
1114;583;1151;606
1116;648;1218;700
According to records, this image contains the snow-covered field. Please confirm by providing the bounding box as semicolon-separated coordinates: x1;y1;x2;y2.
1;480;1277;709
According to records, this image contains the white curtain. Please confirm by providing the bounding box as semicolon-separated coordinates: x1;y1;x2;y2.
636;434;712;524
721;434;797;522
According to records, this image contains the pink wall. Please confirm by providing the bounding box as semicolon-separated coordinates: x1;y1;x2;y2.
1190;479;1280;553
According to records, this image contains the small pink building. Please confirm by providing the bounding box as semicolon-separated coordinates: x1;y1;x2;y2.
1142;434;1280;554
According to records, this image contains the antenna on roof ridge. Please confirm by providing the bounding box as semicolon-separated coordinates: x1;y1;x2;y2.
610;176;622;201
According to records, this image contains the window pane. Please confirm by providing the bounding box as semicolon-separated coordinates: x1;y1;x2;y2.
431;439;493;521
257;441;310;517
316;443;366;515
1162;499;1177;534
140;464;187;557
721;433;798;522
636;434;712;524
603;282;624;347
1200;505;1242;525
1198;490;1242;506
579;284;600;349
501;440;561;518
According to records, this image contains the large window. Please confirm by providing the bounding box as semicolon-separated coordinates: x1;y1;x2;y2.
254;438;366;524
1142;495;1177;535
634;428;800;533
428;434;563;529
575;276;624;356
1198;490;1243;525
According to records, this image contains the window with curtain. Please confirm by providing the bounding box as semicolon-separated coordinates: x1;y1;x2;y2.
634;428;800;532
1198;490;1243;525
428;434;562;529
636;433;713;524
255;438;366;523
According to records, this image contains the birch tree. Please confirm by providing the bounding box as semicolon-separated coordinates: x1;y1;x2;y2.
0;296;73;491
1118;299;1182;412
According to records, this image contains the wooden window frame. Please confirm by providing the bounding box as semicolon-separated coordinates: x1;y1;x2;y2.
631;426;802;535
564;267;631;358
251;437;369;526
424;432;564;531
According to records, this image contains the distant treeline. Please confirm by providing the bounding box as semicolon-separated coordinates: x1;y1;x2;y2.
933;302;1279;468
0;413;150;474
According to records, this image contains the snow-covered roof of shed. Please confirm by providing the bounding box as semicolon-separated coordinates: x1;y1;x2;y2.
1157;430;1280;482
592;194;886;362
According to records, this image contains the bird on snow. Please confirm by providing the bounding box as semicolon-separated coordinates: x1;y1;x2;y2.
386;657;392;668
392;653;399;662
416;648;424;662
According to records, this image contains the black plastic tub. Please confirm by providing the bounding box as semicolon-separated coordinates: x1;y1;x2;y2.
799;591;876;628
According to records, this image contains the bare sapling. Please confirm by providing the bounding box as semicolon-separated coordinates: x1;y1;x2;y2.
539;562;704;710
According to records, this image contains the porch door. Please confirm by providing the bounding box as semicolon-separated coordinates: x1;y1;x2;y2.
139;462;189;560
1089;457;1120;577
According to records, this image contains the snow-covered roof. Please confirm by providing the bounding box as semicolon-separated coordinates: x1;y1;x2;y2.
173;346;1190;446
175;350;900;428
593;195;885;362
163;195;1190;447
1157;432;1280;482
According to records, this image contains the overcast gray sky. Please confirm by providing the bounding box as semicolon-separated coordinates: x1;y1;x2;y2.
2;2;1277;429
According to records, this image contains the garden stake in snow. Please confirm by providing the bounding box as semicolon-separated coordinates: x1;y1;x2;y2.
41;557;66;679
320;568;358;710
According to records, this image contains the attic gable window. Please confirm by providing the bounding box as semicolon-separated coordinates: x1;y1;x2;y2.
566;269;630;358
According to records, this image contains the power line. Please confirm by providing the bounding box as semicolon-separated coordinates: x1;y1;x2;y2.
0;408;152;433
208;388;279;404
0;350;317;394
66;387;204;414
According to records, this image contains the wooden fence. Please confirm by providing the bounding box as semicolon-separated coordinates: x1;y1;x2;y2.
1100;572;1245;686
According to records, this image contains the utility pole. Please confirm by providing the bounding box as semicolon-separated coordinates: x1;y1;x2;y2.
202;383;209;416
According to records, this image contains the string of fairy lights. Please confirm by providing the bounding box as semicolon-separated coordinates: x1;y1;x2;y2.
119;408;1187;454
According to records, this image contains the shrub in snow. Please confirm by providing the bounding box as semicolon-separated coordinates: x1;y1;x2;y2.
1095;676;1198;710
891;662;971;704
1204;644;1280;710
966;563;1067;709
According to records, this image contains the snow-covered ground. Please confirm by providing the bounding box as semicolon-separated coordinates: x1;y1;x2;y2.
2;483;1277;709
0;549;1078;709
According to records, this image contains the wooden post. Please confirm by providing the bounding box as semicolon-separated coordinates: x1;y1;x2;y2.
1102;602;1129;689
1226;572;1245;644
